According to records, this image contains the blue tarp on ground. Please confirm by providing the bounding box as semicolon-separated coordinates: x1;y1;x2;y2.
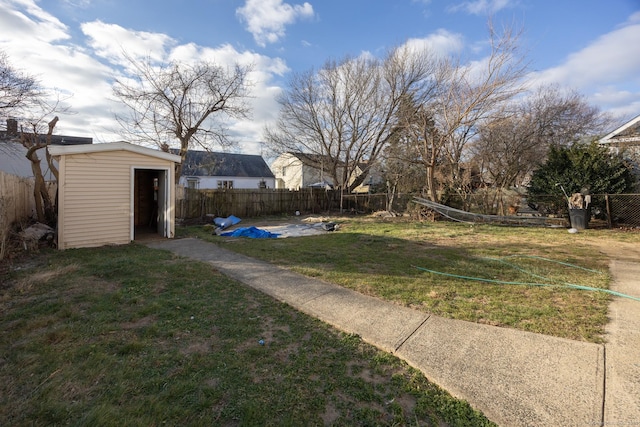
220;226;280;239
213;215;242;230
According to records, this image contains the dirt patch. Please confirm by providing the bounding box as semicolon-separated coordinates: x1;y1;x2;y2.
121;315;157;330
180;340;212;356
586;239;640;262
321;401;340;425
0;252;48;287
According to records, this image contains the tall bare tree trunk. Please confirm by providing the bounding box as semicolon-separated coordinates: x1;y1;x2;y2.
22;116;58;225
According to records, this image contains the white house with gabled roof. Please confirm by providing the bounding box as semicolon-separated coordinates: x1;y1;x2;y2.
599;114;640;186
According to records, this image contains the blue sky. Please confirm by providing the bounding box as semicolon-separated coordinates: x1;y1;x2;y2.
1;0;639;155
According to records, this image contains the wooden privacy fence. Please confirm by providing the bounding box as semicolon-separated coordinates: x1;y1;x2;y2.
176;188;336;220
1;170;55;258
1;170;37;230
175;187;411;221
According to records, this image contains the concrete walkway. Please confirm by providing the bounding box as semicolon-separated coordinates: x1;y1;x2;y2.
600;243;640;426
147;237;638;427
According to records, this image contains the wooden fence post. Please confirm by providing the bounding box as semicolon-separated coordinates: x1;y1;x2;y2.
605;194;612;229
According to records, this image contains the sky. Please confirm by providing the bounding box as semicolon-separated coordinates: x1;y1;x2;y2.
1;0;639;156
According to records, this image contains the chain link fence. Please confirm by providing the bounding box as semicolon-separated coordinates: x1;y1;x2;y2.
519;193;640;228
447;192;640;229
602;194;640;227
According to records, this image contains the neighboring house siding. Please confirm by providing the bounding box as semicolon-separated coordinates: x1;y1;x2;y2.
179;175;274;189
0;142;55;179
302;165;328;187
176;150;275;190
57;150;173;249
0;139;92;180
272;153;330;190
271;153;301;189
599;114;640;189
271;152;379;192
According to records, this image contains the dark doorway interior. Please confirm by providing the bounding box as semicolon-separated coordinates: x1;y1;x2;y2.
134;169;160;239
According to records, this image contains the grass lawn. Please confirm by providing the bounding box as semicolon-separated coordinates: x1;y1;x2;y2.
184;215;625;343
1;243;494;426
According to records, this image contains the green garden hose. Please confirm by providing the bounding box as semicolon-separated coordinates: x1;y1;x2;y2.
414;255;640;302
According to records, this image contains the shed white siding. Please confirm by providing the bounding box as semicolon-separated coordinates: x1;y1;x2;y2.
52;143;179;250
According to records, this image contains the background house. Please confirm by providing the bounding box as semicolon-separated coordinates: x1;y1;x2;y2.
599;114;640;187
271;151;381;193
177;151;275;190
0;118;92;179
599;114;640;155
271;152;332;190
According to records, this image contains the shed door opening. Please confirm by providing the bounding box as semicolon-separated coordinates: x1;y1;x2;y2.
134;169;168;239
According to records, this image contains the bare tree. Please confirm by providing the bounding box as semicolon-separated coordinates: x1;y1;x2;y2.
380;127;426;213
19;117;59;224
396;23;528;203
472;85;607;212
113;56;253;178
392;92;446;202
1;51;66;225
0;50;40;114
264;45;439;209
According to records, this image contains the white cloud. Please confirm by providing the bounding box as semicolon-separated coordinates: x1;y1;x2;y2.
0;1;123;140
531;24;640;88
403;29;465;57
0;0;69;44
449;0;514;15
528;15;640;118
166;42;289;146
236;0;314;47
81;20;175;66
169;42;289;76
0;0;290;151
61;0;90;8
626;10;640;24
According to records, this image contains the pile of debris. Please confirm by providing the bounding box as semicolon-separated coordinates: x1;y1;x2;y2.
19;223;55;250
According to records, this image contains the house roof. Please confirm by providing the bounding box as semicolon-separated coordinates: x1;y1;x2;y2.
0;142;57;179
284;151;347;168
599;114;640;145
43;135;93;145
283;151;373;171
178;151;274;178
0;133;93;145
0;130;93;179
0;118;93;146
49;141;181;163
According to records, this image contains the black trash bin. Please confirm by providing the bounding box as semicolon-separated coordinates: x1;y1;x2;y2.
569;208;590;230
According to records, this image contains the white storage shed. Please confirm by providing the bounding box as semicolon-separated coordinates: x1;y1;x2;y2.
48;142;181;249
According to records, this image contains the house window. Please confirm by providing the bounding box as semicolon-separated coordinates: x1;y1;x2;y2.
186;178;199;189
282;166;286;177
217;180;234;189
